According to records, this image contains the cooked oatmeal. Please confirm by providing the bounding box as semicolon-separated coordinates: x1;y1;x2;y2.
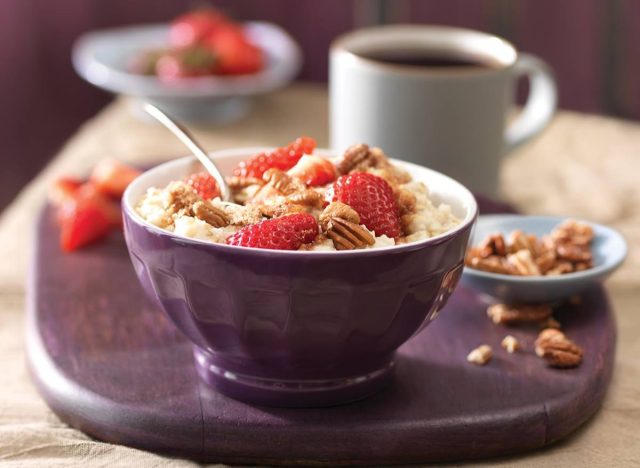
136;141;461;251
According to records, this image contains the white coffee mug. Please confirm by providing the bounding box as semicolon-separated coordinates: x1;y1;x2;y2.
330;25;557;195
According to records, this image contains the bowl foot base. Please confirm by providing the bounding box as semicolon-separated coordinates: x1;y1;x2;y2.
193;348;395;408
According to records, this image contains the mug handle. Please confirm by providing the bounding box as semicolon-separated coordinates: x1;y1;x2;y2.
504;53;557;152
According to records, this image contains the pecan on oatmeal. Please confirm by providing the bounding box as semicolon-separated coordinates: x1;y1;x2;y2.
319;202;375;250
192;201;230;228
336;143;376;175
336;144;411;185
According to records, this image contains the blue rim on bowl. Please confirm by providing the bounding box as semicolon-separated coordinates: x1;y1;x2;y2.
462;214;627;303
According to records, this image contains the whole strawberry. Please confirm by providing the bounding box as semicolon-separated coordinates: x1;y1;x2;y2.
327;172;401;238
227;213;319;250
185;172;220;200
233;137;316;179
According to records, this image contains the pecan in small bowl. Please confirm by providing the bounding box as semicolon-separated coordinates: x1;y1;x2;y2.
462;214;627;303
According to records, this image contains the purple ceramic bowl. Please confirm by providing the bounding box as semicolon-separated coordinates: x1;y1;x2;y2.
122;148;478;407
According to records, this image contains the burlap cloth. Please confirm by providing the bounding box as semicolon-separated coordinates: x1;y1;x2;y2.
0;84;637;467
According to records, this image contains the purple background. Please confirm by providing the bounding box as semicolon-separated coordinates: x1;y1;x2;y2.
1;0;638;210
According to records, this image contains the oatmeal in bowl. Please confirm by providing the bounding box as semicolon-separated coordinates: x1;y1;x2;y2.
134;138;462;251
122;139;476;407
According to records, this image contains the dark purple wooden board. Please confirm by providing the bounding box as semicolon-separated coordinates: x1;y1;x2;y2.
26;198;616;465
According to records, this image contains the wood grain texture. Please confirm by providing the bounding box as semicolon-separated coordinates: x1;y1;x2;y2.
26;198;616;465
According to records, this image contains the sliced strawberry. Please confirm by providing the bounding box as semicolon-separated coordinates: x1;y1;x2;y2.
57;184;122;226
233;137;316;179
227;213;319;250
185;172;220;200
48;177;83;207
328;173;401;238
287;155;336;187
155;46;218;81
90;159;141;199
169;9;228;48
205;24;263;75
58;187;120;252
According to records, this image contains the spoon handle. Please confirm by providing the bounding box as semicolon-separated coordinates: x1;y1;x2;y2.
143;103;231;201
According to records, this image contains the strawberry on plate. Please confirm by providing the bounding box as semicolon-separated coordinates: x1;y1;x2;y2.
233;137;316;179
287;155;336;187
205;24;263;75
90;159;141;199
185;172;220;200
169;9;228;48
155;46;218;81
227;213;319;250
57;185;122;252
327;172;401;238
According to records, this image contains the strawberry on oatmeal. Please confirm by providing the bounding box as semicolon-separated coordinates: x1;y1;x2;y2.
135;138;461;251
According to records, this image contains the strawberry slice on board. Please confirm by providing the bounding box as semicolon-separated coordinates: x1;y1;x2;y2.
57;186;121;252
287;155;336;187
48;177;83;208
90;159;141;199
327;172;401;238
233;137;316;179
226;213;319;250
169;9;229;48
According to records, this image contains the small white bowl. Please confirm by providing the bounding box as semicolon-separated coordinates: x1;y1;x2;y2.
72;22;302;122
462;214;627;303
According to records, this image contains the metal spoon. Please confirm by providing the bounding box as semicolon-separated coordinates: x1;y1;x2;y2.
143;103;231;201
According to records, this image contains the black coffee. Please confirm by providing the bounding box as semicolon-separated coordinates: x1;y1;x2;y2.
361;50;500;69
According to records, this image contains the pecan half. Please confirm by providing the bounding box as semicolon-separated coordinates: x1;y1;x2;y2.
487;303;552;325
192;201;230;228
508;230;538;256
535;249;558;274
479;233;507;257
262;169;303;195
336;144;374;174
319;202;374;250
556;242;592;263
326;217;375;250
535;328;583;368
507;249;541;275
551;219;593;246
319;202;360;228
